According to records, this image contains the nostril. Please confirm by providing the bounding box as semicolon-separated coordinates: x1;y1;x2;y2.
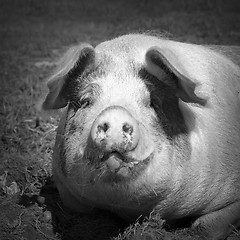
122;123;133;135
98;122;109;133
91;107;140;152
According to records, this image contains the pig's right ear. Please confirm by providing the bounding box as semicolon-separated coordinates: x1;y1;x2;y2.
42;43;95;110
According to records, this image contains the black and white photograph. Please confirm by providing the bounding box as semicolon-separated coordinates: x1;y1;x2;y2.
1;1;240;239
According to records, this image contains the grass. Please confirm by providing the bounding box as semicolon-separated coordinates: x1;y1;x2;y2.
0;0;240;239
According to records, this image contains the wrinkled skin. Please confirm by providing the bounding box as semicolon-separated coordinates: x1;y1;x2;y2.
42;34;240;239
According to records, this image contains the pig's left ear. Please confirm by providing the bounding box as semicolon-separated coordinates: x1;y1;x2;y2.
145;46;207;106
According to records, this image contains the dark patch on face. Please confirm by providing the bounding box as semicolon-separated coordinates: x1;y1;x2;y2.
139;68;192;166
66;68;102;103
138;68;189;139
68;120;78;135
66;108;84;136
59;48;106;108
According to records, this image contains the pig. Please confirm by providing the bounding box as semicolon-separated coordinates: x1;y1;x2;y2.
42;33;240;239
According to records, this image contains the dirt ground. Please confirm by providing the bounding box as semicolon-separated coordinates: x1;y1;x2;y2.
1;0;240;239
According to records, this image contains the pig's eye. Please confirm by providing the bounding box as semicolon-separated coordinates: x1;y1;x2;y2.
79;98;92;108
69;97;92;110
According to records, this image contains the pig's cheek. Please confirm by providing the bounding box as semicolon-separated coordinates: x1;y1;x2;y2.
61;137;88;176
65;115;90;154
63;150;94;183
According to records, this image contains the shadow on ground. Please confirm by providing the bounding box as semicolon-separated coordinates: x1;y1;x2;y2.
16;178;127;240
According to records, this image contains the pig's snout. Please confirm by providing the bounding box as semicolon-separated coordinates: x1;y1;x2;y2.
91;106;140;153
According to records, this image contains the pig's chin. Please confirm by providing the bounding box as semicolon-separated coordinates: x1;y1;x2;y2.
92;151;153;182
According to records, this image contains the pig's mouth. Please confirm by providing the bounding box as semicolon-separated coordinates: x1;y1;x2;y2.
92;151;153;182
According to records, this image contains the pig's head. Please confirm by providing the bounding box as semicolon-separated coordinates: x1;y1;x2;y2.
42;35;208;185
